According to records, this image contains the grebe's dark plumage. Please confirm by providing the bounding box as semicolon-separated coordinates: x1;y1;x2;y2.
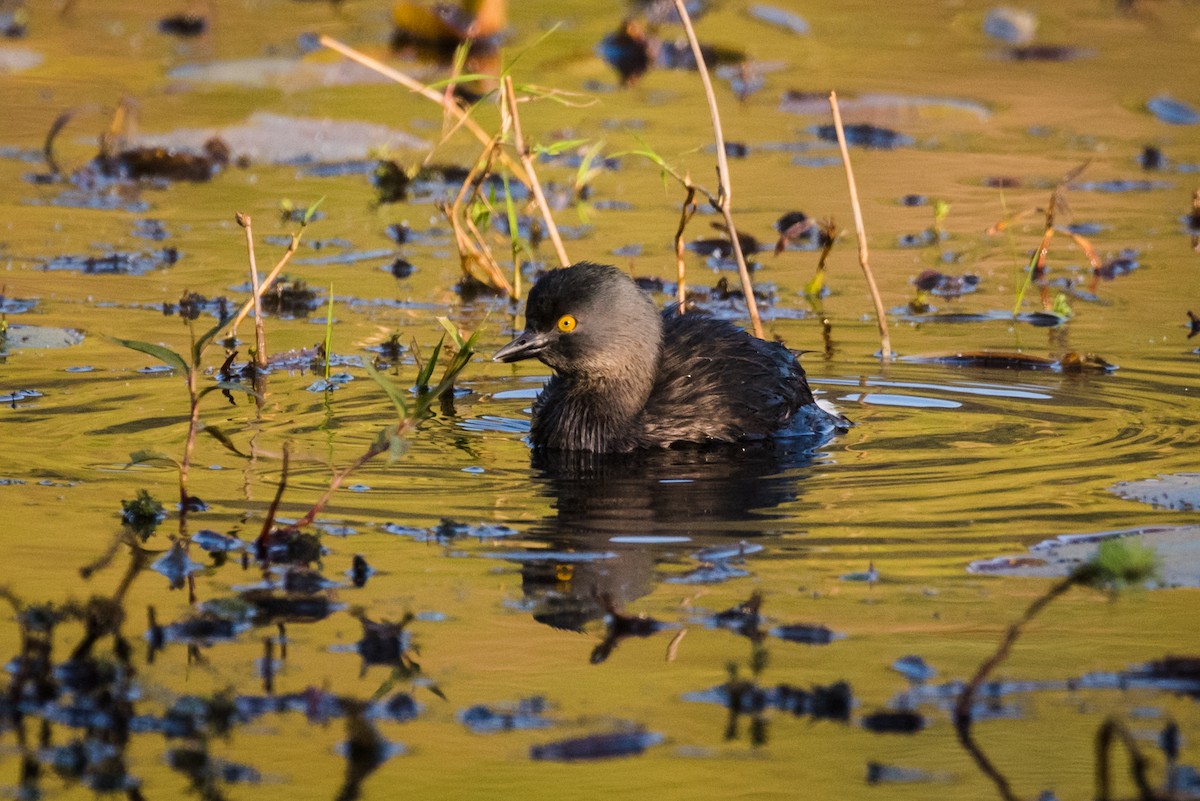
493;262;843;453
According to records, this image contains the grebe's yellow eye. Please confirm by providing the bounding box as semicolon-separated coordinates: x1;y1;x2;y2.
557;314;577;333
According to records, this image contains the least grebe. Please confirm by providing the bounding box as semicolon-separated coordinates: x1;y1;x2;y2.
493;261;844;453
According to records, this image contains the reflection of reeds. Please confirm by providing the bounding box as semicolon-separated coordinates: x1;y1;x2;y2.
671;0;762;338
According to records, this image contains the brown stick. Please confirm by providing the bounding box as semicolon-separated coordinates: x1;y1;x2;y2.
317;35;529;185
502;75;570;268
236;213;268;368
671;0;763;339
673;185;698;307
828;91;892;360
230;233;301;335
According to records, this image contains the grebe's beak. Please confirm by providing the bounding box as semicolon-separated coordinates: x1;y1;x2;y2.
492;329;551;363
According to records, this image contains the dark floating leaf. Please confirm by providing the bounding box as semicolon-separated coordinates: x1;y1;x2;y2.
898;230;938;248
1147;95;1200;126
42;249;181;276
155;611;251;646
459;697;552;733
1093;252;1138;281
914;269;980;297
238;589;340;625
1140;145;1165;171
812;123;912;150
387;257;416;279
1004;44;1088;61
983;175;1021;188
1071;179;1172;193
258;278;321;317
1187;311;1200;339
530;729;662;762
769;623;837;645
905;350;1117;373
102;137;231;182
350;554;373;588
861;710;925;734
684;679;853;720
158;13;208;37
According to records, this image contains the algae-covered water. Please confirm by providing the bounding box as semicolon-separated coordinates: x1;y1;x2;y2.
1;1;1198;799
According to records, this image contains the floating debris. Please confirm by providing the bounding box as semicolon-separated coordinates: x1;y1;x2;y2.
904;351;1117;373
683;679;853;721
1071;179;1172;193
349;554;373;588
100;137;231;182
1140;145;1165;171
1003;44;1089;62
530;729;663;762
158;12;208;37
861;710;925;734
1111;474;1200;513
812;123;912;150
41;249;180;276
1092;252;1139;282
459;698;553;733
914;269;980;297
769;623;837;645
1187;311;1199;339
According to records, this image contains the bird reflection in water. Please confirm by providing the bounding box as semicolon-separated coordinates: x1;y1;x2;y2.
510;439;830;637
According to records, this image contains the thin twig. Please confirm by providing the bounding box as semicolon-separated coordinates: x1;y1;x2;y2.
673;185;697;307
502;75;570;268
672;0;762;339
441;136;515;295
230;233;301;334
829;91;892;360
236;213;268;368
318;35;529;185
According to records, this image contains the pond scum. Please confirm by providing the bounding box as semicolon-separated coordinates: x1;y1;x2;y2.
3;0;1200;798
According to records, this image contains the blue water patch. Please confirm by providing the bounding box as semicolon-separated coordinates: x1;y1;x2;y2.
1147;95;1200;125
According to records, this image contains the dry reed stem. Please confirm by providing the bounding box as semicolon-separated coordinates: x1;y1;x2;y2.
442;137;515;295
230;231;300;334
828;91;892;360
673;185;698;307
318;35;529;185
502;75;571;268
671;0;763;339
236;213;268;368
